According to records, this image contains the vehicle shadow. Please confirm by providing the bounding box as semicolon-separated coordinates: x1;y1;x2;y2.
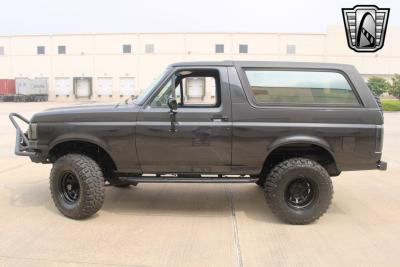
5;180;341;223
101;183;282;224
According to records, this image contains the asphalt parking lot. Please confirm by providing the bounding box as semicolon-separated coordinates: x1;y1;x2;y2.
0;102;399;266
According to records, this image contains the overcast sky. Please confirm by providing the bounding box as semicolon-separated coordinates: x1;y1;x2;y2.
0;0;398;35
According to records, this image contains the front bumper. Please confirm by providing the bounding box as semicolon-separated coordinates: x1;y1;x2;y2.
377;160;387;171
9;113;36;157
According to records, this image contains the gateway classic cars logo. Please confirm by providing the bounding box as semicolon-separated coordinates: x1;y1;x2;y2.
342;5;390;52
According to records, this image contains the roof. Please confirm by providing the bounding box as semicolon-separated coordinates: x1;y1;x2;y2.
171;60;235;67
170;60;354;69
0;32;328;38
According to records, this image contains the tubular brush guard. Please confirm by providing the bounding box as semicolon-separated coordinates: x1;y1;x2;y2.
9;113;36;156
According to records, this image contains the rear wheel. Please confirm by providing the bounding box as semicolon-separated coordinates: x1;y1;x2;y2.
264;158;333;224
50;154;105;219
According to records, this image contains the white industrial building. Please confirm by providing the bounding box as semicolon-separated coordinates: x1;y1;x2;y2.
0;25;399;101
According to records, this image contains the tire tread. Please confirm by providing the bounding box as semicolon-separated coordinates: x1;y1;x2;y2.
264;157;333;224
50;154;105;219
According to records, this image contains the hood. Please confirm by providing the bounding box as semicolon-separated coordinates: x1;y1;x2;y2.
31;103;140;123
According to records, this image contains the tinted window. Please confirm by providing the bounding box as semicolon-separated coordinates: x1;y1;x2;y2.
123;44;131;53
215;44;224;53
245;70;359;105
37;46;45;55
239;44;248;53
145;44;154;53
58;45;66;54
286;45;296;54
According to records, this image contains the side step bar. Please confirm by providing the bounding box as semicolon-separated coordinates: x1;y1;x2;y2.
118;176;259;184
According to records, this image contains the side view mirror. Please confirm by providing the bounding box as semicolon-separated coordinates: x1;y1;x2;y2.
167;97;178;132
167;97;178;111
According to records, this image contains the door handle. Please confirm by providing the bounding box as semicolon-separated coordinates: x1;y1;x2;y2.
211;115;228;122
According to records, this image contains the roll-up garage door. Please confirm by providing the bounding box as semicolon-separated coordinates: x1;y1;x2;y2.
55;77;72;96
186;77;205;99
97;77;113;97
74;77;92;98
119;77;135;96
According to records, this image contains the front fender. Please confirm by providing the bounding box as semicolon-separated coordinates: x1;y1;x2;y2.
48;133;112;156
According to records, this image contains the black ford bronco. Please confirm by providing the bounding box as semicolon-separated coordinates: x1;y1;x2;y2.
10;61;386;224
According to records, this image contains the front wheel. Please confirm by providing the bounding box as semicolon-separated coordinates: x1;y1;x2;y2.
264;158;333;224
50;154;105;219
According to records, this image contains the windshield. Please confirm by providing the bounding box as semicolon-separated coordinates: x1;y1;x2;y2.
133;67;171;105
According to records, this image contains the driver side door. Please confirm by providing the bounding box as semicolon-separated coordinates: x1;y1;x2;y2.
136;67;232;174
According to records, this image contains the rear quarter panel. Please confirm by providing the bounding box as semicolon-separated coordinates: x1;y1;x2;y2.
228;63;383;174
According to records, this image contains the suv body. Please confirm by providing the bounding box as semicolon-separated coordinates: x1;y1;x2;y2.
10;61;386;223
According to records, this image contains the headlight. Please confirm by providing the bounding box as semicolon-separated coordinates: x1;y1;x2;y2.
28;123;38;140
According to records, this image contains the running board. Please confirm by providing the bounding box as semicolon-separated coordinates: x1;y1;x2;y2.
118;176;259;184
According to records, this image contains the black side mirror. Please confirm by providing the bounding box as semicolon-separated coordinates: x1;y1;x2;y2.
167;97;178;111
167;97;178;132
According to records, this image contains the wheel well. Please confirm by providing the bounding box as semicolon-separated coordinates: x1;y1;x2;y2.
48;141;117;181
262;143;340;177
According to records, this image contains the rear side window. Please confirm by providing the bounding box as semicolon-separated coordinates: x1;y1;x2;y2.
244;70;359;105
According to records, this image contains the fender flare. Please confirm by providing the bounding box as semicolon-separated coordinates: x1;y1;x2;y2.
48;133;113;158
266;135;337;163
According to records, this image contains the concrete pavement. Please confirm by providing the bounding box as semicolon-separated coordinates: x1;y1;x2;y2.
0;102;399;266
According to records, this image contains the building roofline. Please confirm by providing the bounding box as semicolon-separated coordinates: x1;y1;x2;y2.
0;31;329;38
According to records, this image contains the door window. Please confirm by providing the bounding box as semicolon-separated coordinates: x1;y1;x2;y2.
178;77;217;106
150;70;219;108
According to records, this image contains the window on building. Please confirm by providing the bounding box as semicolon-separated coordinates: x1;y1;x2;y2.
244;70;359;105
239;44;248;54
215;44;224;53
37;46;45;55
0;46;4;55
286;44;296;54
123;44;132;54
145;44;154;54
58;45;66;54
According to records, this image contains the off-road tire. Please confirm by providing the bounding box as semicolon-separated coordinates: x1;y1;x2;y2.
264;158;333;224
255;177;265;188
50;154;105;219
